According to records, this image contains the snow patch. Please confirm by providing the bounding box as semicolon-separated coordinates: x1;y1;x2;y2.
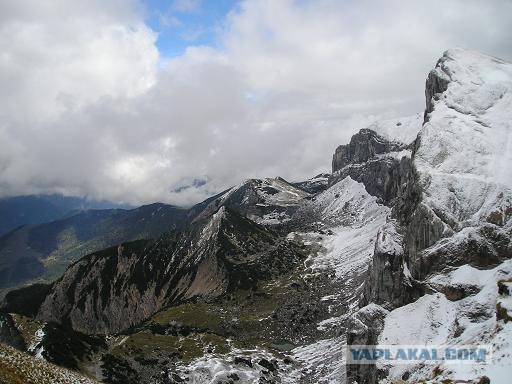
369;113;423;145
28;328;45;359
305;177;389;281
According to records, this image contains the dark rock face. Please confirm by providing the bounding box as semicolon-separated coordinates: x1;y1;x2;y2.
410;223;511;280
356;133;448;314
329;128;414;207
359;221;424;310
356;139;476;316
292;174;330;194
32;208;305;334
424;57;450;121
36;239;162;334
1;283;51;317
36;322;106;371
331;129;403;173
346;304;388;384
0;312;26;350
330;155;413;206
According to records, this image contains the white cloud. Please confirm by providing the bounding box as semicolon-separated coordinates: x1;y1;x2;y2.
1;0;511;206
172;0;202;14
0;0;158;122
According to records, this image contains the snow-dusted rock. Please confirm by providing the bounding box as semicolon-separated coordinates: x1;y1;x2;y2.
330;122;419;206
352;48;512;384
195;177;310;225
378;260;512;384
292;173;330;194
419;48;512;227
332;129;404;173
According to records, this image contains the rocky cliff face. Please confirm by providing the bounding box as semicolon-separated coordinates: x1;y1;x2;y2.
348;48;512;383
330;116;422;207
332;129;405;173
292;173;330;194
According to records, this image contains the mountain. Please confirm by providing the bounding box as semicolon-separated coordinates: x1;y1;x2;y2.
31;207;305;335
0;178;309;293
0;203;188;291
193;177;311;225
292;173;330;194
1;48;511;384
348;48;512;383
0;194;132;237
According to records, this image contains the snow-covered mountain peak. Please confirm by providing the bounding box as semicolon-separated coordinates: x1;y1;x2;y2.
195;176;310;225
431;48;512;116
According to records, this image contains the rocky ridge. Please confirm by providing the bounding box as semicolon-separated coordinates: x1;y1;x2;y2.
28;207;305;335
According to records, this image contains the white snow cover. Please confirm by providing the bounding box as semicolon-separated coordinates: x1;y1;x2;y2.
305;176;389;279
281;177;391;383
378;259;512;384
369;113;423;146
175;345;299;384
309;176;389;227
27;327;46;359
291;336;346;383
416;48;512;225
375;149;412;161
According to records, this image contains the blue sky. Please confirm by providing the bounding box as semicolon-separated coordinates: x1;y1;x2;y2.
143;0;238;57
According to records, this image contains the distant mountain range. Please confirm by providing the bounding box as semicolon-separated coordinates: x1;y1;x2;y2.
0;194;132;236
0;203;188;291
